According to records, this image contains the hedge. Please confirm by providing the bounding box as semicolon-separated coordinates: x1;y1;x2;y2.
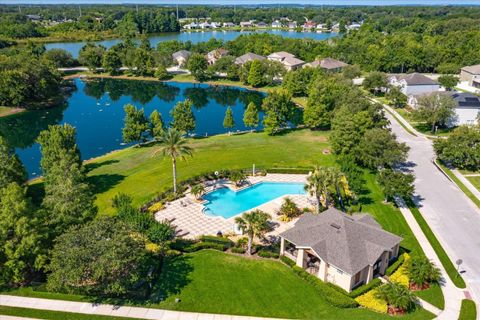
265;167;311;174
349;278;383;298
291;266;358;308
169;239;229;253
258;250;279;259
386;253;405;276
280;255;296;267
199;236;233;248
231;247;246;254
355;289;388;314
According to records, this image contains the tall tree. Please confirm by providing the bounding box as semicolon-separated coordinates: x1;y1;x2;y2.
187;53;208;82
170;100;196;134
305;166;335;213
149;109;164;139
154;128;193;194
386;87;407;108
234;210;271;255
438;75;459;91
78;43;106;71
413;92;456;133
247;60;264;87
434;126;480;171
378;169;415;202
0;136;26;190
363;72;388;95
261;89;296;135
102;49;122;75
0;183;44;286
303;102;330;129
122;104;149;144
243;102;259;132
223;106;235;134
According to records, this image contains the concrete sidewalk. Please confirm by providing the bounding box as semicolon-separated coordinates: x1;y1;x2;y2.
451;169;480;201
0;295;282;320
395;199;465;319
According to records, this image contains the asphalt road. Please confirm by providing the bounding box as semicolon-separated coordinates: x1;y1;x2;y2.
385;112;480;305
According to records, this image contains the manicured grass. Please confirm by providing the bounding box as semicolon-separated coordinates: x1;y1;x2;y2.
395;109;452;137
414;284;445;310
150;250;433;319
0;306;144;320
436;161;480;209
409;205;466;288
383;107;417;137
85;129;334;214
467;176;480;192
459;299;477;320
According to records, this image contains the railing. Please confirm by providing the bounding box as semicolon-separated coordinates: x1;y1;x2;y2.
284;250;297;261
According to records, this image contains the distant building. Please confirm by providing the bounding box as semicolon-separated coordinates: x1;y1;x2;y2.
288;21;298;29
184;22;199;30
210;22;221;29
26;14;41;21
256;21;268;28
172;50;191;67
303;20;316;30
240;21;254;28
223;22;235;28
347;22;362;31
304;57;349;73
199;22;211;29
206;48;229;65
267;51;305;71
272;20;283;28
389;73;440;96
460;64;480;89
234;52;266;65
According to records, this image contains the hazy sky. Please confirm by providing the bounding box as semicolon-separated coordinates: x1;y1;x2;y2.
2;0;480;5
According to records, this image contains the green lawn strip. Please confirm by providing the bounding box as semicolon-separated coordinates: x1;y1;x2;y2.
414;284;445;310
383;107;418;137
83;129;334;214
466;176;480;192
1;286;89;302
436;161;480;209
459;299;477;320
151;250;433;320
0;306;144;320
408;205;466;288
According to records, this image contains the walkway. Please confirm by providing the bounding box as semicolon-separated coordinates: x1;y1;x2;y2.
0;295;282;320
451;169;480;201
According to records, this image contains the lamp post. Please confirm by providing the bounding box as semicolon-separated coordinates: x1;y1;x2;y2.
456;259;463;277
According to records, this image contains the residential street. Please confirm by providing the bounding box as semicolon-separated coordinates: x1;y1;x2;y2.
385;110;480;309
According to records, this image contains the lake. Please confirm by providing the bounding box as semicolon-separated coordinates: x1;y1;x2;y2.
45;29;340;58
0;78;265;178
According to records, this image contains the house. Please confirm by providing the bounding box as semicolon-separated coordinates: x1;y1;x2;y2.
347;23;362;31
172;50;191;67
210;22;221;29
272;20;282;28
288;21;298;29
460;64;480;89
267;51;305;71
279;208;402;292
199;22;211;29
26;14;41;21
389;73;440;96
303;20;316;31
304;57;348;72
206;48;229;65
316;23;326;31
240;21;254;28
256;22;268;28
234;52;266;65
184;22;199;30
223;22;235;28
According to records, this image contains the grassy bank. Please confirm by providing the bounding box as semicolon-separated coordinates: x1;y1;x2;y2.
436;161;480;209
0;306;144;320
0;106;25;118
408;205;466;288
459;299;477;320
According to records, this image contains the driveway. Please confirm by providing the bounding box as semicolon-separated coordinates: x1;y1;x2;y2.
385;111;480;307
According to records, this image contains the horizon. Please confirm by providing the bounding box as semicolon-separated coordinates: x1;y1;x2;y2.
2;0;480;6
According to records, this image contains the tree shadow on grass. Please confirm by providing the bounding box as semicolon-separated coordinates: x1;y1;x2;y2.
87;173;126;194
85;159;120;172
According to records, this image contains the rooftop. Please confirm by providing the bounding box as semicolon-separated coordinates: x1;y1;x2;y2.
307;57;348;70
280;208;402;275
235;52;266;64
391;73;438;86
172;50;191;59
450;92;480;109
462;64;480;74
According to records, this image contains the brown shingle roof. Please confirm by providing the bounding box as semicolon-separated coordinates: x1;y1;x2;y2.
390;73;438;86
280;208;402;275
235;52;266;65
462;64;480;75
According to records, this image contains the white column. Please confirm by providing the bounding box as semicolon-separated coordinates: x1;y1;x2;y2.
366;265;374;284
318;260;327;281
280;237;285;255
296;249;305;268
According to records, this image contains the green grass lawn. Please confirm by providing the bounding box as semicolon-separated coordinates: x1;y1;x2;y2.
0;306;145;320
150;250;433;319
0;106;24;118
459;299;477;320
85;129;334;214
414;284;444;310
395;109;453;137
467;176;480;191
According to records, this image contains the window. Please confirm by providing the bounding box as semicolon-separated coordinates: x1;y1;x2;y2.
354;271;361;284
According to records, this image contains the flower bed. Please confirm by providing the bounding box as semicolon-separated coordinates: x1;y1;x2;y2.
355;289;388;313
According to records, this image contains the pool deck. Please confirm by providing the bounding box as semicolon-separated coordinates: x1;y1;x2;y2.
154;174;312;239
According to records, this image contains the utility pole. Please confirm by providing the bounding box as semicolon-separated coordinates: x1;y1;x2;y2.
176;4;179;20
136;4;139;14
18;5;21;13
78;5;82;18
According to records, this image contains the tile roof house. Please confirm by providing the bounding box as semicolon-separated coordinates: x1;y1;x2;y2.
267;51;305;71
304;57;348;72
460;64;480;89
234;52;266;65
172;50;191;66
280;208;402;292
206;48;229;65
389;73;440;96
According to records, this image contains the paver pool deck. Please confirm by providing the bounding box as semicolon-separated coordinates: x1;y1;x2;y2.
154;174;312;238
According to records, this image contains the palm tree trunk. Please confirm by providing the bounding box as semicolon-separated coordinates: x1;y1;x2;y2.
336;184;345;212
172;156;177;194
247;234;253;255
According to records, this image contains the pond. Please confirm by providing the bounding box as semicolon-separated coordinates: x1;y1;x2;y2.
45;29;340;58
0;78;265;178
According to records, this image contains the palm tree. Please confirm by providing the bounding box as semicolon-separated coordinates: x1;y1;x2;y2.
191;184;205;199
154;128;193;194
305;166;334;213
229;171;247;187
328;167;348;212
278;197;301;221
408;256;442;289
234;210;271;255
376;283;418;313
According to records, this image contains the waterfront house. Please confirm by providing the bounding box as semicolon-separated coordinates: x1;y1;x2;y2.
240;21;254;28
304;57;348;72
256;22;268;28
280;208;402;292
303;20;316;31
267;51;305;71
272;20;282;28
223;22;235;28
172;50;191;67
288;21;298;29
234;52;266;65
184;22;199;30
207;48;229;65
199;22;211;29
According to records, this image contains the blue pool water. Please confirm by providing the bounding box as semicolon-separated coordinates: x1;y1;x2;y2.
203;182;306;219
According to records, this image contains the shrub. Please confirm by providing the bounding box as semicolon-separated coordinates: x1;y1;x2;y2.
355;289;388;313
349;278;383;298
280;255;296;267
386;253;405;276
266;167;311;174
147;201;164;213
389;253;411;287
188;242;226;252
278;197;301;221
199;235;233;248
169;239;196;252
258;250;279;259
291;266;358;308
231;247;246;254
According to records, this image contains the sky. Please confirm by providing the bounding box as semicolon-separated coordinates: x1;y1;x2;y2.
2;0;480;5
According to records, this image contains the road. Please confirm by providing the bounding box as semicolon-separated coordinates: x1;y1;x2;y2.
385;110;480;307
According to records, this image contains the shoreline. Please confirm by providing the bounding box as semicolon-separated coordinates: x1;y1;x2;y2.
0;107;25;119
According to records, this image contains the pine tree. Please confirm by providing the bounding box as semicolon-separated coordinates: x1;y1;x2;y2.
122;104;149;144
223;107;235;134
243;102;259;132
170;100;196;134
0;136;26;190
149;109;164;139
247;60;264;87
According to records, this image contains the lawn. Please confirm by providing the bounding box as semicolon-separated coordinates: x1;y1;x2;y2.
150;250;433;319
0;106;24;118
467;176;480;192
459;299;477;320
395;109;453;137
0;306;144;320
414;284;444;310
85;129;334;214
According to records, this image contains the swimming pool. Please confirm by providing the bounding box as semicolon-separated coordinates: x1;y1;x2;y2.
202;182;306;219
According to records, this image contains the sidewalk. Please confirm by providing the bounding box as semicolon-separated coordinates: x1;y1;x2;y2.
395;199;465;319
0;295;282;320
451;169;480;201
